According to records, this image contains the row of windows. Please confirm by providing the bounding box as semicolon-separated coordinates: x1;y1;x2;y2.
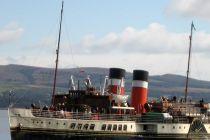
32;120;130;132
33;120;67;126
32;120;95;130
143;125;186;131
32;120;188;131
162;125;186;129
70;123;95;130
101;124;128;131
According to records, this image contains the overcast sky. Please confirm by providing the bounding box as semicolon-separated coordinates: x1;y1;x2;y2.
1;0;210;80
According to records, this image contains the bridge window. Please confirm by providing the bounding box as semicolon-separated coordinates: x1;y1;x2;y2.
118;124;122;131
101;124;106;130
107;124;112;131
70;123;76;129
90;124;95;130
113;125;117;131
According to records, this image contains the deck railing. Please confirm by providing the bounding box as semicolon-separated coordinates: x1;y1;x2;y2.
31;109;140;121
30;109;194;123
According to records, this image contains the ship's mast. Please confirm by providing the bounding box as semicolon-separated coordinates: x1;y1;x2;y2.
184;22;196;102
51;1;64;106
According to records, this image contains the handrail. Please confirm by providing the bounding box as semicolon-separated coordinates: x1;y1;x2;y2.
31;109;140;121
29;109;193;123
10;108;210;124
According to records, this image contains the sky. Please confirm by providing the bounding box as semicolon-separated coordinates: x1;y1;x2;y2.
1;0;210;80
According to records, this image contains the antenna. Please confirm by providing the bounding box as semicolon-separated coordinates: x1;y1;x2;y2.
51;1;64;106
184;21;196;102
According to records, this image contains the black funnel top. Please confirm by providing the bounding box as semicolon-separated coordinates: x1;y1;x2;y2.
109;68;126;79
133;70;149;81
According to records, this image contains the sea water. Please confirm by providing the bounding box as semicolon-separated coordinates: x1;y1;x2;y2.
0;109;11;140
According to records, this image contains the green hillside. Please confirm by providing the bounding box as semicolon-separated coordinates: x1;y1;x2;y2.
0;64;210;108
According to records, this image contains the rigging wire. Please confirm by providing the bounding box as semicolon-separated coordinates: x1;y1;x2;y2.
9;91;28;107
190;39;204;81
30;5;60;68
63;16;77;68
62;12;87;81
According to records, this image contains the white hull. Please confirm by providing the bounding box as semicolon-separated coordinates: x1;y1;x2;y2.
9;108;210;139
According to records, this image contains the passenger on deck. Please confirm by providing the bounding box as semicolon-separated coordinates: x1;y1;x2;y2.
31;103;40;109
172;96;177;102
60;109;65;118
42;106;48;111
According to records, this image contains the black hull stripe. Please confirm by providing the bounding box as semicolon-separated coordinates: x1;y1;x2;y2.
11;128;210;139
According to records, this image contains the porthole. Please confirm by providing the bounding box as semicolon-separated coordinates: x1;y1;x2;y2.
173;126;175;129
56;122;59;125
48;122;51;125
162;126;165;129
41;121;43;124
179;126;181;129
131;125;133;129
37;121;39;124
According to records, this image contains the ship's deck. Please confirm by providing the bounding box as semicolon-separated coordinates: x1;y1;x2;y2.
28;109;210;123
